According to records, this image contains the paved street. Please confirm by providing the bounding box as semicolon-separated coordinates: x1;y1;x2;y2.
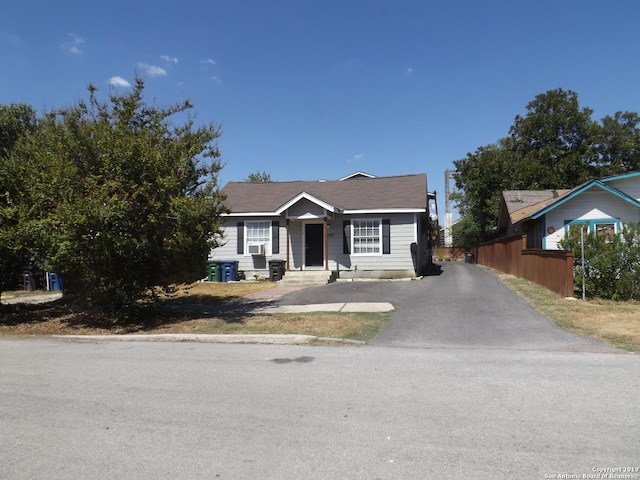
1;339;638;480
1;263;638;479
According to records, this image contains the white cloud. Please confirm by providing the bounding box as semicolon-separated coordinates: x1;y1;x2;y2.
211;76;222;84
160;55;178;65
348;153;364;163
138;63;167;77
201;58;217;65
406;67;413;75
108;76;131;88
62;33;85;54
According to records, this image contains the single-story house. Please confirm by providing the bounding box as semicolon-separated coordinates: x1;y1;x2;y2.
497;171;640;249
212;172;437;280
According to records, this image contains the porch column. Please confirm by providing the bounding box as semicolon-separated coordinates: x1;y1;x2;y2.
286;219;290;271
323;216;329;271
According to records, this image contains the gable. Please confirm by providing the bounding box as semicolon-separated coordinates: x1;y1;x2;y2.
338;171;376;181
540;187;640;250
283;196;329;219
546;188;639;222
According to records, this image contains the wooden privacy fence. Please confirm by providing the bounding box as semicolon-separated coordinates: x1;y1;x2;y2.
473;235;574;297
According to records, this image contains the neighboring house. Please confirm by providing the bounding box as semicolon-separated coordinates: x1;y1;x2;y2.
212;172;437;280
497;171;640;249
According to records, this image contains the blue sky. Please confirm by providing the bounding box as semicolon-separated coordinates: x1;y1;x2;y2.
2;1;640;220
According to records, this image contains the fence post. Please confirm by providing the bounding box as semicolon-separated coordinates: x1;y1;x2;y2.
565;251;574;298
519;235;527;277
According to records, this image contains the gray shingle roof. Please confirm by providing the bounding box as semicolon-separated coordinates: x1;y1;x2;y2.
502;190;563;215
500;189;570;227
221;173;428;213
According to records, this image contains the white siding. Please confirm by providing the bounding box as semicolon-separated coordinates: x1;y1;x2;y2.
331;213;417;272
543;189;640;249
212;217;287;276
289;221;304;270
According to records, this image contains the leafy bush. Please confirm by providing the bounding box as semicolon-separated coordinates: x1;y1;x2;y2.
3;79;227;319
560;222;640;300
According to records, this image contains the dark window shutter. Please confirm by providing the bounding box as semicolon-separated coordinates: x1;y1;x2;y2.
272;221;280;254
237;222;244;254
343;221;351;254
382;219;390;254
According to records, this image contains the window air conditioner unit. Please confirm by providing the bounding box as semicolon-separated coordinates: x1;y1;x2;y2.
248;244;266;255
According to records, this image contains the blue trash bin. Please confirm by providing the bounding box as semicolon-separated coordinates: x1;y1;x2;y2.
48;272;63;291
220;261;238;282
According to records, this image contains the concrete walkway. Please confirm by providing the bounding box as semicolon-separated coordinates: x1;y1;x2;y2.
242;282;394;313
255;302;394;313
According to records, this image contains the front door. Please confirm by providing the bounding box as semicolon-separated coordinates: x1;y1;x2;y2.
305;224;324;267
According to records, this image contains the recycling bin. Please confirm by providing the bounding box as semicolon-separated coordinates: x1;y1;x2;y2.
207;261;222;282
220;261;239;282
47;272;63;291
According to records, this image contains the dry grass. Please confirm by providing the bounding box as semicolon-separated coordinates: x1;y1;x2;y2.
0;281;389;341
146;312;389;341
498;272;640;351
2;290;61;300
161;281;277;304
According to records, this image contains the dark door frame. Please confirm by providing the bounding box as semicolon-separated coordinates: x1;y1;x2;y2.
304;223;324;267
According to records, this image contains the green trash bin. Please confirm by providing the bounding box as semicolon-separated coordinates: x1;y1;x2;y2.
207;261;222;282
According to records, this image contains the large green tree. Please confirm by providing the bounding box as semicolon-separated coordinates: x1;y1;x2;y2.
595;111;640;174
452;88;640;246
0;103;39;297
451;138;515;245
8;79;227;318
509;88;600;188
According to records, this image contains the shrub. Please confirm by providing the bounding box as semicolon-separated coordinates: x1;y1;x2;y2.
560;222;640;300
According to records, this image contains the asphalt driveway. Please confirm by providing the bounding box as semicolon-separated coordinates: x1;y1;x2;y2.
276;262;616;352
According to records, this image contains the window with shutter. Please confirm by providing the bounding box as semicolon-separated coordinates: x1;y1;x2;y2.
351;218;384;255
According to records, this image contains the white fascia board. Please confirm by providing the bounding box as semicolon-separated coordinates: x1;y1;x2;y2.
338;171;376;181
222;212;278;217
343;208;426;214
275;191;337;214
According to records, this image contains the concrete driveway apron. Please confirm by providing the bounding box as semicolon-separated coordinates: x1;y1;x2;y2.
276;262;615;352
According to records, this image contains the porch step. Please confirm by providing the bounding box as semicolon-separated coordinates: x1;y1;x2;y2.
280;270;335;286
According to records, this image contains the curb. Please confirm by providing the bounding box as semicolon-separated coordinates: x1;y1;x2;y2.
52;333;366;346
